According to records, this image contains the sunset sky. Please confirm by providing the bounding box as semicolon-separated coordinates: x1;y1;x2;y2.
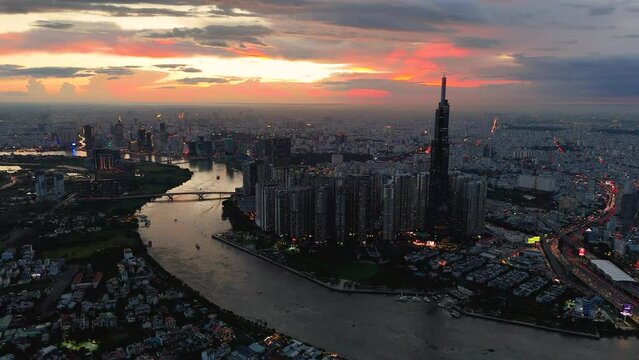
0;0;638;108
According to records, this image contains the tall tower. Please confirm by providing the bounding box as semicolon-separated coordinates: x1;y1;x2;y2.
426;76;451;235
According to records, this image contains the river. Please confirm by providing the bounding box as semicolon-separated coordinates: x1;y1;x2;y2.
134;160;638;360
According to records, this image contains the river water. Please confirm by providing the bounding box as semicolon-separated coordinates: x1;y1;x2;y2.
138;160;638;360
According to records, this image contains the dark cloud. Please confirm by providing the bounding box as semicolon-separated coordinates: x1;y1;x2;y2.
483;55;639;97
613;34;639;39
154;64;188;69
298;2;487;32
589;5;615;16
147;24;272;47
176;77;234;84
0;0;197;17
93;67;136;76
0;65;145;78
0;64;88;78
453;36;501;48
561;3;615;16
31;20;74;29
154;64;202;72
181;67;202;73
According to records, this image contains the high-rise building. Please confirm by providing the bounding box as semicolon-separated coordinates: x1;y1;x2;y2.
416;172;430;231
242;161;259;197
255;182;277;232
382;182;396;243
35;170;65;201
35;170;47;199
112;118;125;148
450;174;487;239
53;172;65;199
82;124;95;150
255;137;292;167
383;174;418;243
426;76;451;235
617;181;639;230
334;177;347;244
314;183;335;244
93;149;121;171
289;187;314;239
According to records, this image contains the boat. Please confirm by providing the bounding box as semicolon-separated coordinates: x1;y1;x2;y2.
195;244;200;250
396;293;409;302
174;218;178;222
216;175;220;180
449;310;461;318
411;295;423;302
423;296;431;302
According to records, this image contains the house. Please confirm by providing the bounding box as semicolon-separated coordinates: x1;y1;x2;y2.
227;346;257;360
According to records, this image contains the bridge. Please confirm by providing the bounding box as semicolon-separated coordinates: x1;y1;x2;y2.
80;191;237;201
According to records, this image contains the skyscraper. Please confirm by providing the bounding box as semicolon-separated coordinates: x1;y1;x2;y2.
426;76;451;235
450;174;487;239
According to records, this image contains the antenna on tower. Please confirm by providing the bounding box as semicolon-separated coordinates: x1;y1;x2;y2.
440;74;447;102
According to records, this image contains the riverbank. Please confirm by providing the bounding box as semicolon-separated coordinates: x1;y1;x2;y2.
457;307;601;339
212;232;622;340
212;233;426;297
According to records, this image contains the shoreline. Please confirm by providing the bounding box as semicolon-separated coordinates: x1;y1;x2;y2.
456;307;601;339
212;233;607;340
211;234;425;296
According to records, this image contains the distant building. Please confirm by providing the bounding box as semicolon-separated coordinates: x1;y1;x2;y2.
82;124;95;150
517;174;556;193
255;137;291;166
35;170;65;201
93;148;122;171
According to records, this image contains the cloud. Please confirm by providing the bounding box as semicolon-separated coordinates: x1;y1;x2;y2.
0;64;88;78
175;77;234;84
589;5;615;16
482;55;639;97
154;64;188;69
93;67;136;76
0;1;196;17
147;24;272;47
31;20;74;29
453;36;501;48
27;78;46;96
154;64;202;72
613;34;639;39
59;82;76;98
296;2;487;32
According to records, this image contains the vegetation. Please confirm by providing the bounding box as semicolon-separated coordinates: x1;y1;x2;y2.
39;229;142;262
335;261;379;282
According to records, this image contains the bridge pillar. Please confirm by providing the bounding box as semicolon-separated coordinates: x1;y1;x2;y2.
197;193;204;200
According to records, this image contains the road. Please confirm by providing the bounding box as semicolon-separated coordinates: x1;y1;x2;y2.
541;180;639;323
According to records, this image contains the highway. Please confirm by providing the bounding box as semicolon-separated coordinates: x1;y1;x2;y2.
542;180;639;323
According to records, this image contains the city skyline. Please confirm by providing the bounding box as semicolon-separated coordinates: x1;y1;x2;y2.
0;0;638;109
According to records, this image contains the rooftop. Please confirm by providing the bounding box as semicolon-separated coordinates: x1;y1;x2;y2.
591;260;637;283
